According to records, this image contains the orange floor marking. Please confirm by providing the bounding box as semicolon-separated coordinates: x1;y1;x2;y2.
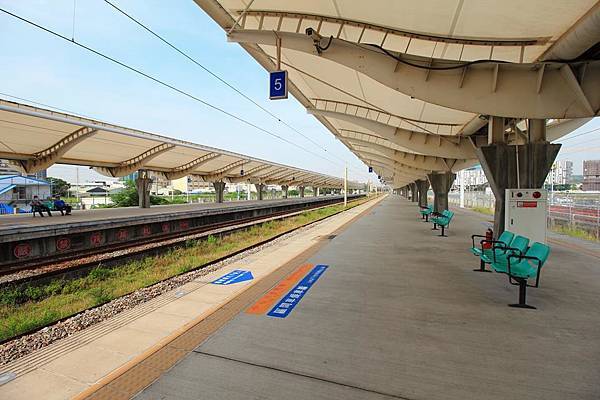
245;263;314;314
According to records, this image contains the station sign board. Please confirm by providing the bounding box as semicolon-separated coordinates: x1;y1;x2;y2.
269;70;288;100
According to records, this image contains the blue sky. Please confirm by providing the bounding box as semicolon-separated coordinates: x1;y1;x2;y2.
0;0;598;183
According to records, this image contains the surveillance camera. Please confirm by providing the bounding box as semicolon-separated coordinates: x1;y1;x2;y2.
305;27;322;42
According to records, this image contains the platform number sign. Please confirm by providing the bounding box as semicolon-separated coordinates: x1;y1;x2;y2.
368;166;373;173
269;70;288;100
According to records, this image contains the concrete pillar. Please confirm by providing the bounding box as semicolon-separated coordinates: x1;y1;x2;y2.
299;186;305;198
528;119;547;143
316;187;320;197
488;116;506;145
409;182;418;202
416;179;429;207
476;142;560;235
427;172;456;212
313;186;318;197
282;185;289;199
135;171;153;208
213;181;225;203
257;183;265;200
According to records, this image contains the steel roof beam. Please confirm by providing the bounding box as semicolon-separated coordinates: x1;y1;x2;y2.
309;108;476;159
95;142;175;177
199;159;249;181
352;149;431;175
16;126;97;173
265;171;313;185
363;158;426;179
164;152;222;180
236;10;548;49
311;98;461;135
229;30;600;118
347;137;477;172
228;164;276;183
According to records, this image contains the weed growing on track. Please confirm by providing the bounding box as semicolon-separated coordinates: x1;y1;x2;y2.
0;198;369;342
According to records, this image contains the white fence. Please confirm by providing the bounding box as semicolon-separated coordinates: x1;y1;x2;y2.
448;191;600;240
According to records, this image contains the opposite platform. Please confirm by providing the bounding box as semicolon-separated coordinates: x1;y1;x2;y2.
0;195;359;268
137;195;600;400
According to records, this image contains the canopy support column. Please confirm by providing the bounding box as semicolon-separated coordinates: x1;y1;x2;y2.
299;186;305;198
428;172;456;212
281;185;289;199
257;183;265;200
213;181;225;203
136;170;153;208
477;117;559;235
409;182;418;203
416;179;429;208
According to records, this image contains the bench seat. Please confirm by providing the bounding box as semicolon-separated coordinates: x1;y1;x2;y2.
470;230;515;272
419;205;433;221
431;210;454;236
489;235;530;274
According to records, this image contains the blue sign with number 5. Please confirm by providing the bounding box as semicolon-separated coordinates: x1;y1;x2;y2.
270;70;288;100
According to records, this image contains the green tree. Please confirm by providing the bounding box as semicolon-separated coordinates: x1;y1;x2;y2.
47;177;70;197
110;180;170;207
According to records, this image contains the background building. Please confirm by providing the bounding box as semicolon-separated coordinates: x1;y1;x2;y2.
0;175;51;212
459;166;488;189
546;160;573;185
582;160;600;191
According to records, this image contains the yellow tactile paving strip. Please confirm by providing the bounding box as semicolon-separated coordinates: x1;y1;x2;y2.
0;195;385;400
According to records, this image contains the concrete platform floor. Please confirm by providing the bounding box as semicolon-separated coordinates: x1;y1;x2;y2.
0;196;332;230
137;195;600;400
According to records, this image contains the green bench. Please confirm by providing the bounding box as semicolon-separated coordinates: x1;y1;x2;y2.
470;230;516;272
492;242;551;309
419;205;433;222
470;231;551;309
431;210;454;237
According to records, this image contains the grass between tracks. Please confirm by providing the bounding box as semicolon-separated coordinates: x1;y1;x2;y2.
0;197;372;343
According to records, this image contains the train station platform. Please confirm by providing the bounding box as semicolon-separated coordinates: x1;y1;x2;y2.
2;195;599;400
129;195;600;400
0;197;341;232
0;196;357;268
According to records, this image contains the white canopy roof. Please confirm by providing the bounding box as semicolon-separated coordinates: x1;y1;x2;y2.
0;99;362;190
195;0;599;187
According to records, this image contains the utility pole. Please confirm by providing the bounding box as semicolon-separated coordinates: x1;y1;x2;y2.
550;163;555;205
75;166;80;208
186;177;190;203
459;169;465;208
344;164;348;207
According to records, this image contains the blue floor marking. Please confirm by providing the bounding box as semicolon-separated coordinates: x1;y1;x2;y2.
267;264;329;318
212;269;254;285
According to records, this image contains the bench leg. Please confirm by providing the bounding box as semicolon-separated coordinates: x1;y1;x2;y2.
438;225;447;237
473;258;492;272
425;215;429;222
431;223;438;230
509;280;536;309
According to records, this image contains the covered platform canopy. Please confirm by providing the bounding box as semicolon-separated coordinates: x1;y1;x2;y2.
0;98;362;190
195;0;599;188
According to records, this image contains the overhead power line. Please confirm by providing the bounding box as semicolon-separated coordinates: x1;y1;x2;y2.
555;126;600;143
101;0;371;178
0;6;370;179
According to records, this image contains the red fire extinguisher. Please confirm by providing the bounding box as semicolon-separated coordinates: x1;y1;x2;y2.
482;228;493;249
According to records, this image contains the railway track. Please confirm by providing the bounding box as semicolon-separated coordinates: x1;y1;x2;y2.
0;197;363;287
